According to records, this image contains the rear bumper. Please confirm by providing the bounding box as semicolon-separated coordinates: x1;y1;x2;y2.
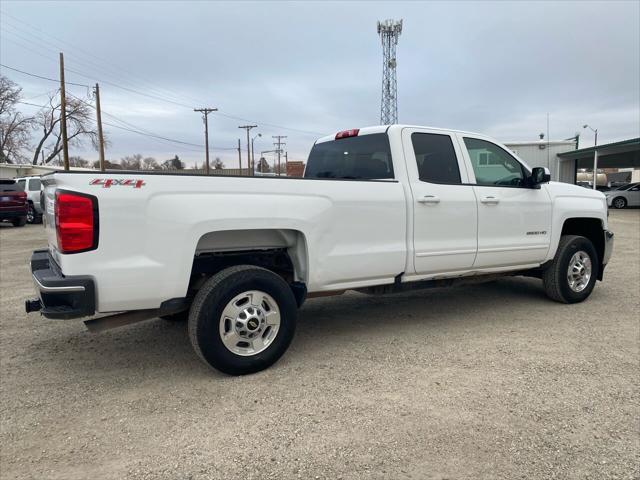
28;250;95;319
0;209;27;219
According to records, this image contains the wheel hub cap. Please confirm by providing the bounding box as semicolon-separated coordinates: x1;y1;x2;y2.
567;251;592;293
219;290;281;356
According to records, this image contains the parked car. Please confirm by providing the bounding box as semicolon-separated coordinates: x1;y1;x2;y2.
0;179;28;227
605;182;640;209
25;125;613;375
15;176;43;223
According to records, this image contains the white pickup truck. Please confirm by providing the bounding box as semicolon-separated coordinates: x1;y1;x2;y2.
26;125;613;375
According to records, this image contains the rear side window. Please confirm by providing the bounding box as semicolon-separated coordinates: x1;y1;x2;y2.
0;180;23;192
28;178;41;191
411;133;461;184
305;133;394;180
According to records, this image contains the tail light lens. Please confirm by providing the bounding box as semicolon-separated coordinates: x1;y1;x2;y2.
55;191;99;254
17;191;26;203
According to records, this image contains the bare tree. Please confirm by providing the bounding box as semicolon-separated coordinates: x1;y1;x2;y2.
69;155;89;168
142;156;159;170
32;92;101;165
0;75;35;163
256;157;270;173
161;155;183;170
213;157;225;170
92;159;121;169
120;153;143;170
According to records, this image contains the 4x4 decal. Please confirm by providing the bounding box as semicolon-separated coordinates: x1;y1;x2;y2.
89;179;145;189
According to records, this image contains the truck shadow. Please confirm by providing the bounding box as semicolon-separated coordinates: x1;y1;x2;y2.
34;276;555;380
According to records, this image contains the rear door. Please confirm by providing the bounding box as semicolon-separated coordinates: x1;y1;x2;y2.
402;128;478;274
457;134;552;268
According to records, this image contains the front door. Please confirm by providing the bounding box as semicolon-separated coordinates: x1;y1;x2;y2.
458;135;552;268
402;128;478;275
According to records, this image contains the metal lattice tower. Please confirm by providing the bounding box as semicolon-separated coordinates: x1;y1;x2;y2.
377;19;402;125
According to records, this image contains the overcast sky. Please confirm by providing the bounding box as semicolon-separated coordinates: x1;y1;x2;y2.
1;0;639;168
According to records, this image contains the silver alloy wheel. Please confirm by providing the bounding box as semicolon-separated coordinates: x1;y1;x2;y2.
567;250;592;293
27;204;34;223
613;197;626;209
219;290;281;356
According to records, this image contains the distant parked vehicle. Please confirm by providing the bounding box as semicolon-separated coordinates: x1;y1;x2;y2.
15;177;43;224
0;179;28;227
605;182;640;209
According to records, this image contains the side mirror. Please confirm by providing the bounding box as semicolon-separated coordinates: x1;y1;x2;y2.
531;167;551;186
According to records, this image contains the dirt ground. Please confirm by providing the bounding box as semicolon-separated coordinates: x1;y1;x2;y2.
0;210;638;480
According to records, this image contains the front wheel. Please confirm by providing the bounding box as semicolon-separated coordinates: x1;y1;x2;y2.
188;265;297;375
611;197;627;209
542;235;598;303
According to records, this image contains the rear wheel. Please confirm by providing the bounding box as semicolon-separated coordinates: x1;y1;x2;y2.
188;265;297;375
26;203;42;224
11;216;26;227
612;197;627;209
543;235;598;303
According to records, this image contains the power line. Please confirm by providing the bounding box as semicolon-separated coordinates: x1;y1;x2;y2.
3;61;327;137
17;97;204;151
1;10;207;107
1;63;90;88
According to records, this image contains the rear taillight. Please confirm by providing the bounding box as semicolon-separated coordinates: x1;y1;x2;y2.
17;191;26;203
55;191;98;254
335;129;359;140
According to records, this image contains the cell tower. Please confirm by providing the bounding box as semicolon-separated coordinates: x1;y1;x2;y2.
377;19;402;125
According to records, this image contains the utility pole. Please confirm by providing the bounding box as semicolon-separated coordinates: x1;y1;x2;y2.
94;83;106;171
238;125;257;176
237;139;242;173
272;135;287;176
59;52;70;171
284;151;288;176
251;133;261;173
194;107;217;174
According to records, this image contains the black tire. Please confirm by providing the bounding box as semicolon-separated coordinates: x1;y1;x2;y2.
611;197;627;209
11;216;27;227
26;203;42;224
542;235;599;304
188;265;297;375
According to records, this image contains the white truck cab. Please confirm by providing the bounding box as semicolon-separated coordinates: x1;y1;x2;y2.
26;125;613;375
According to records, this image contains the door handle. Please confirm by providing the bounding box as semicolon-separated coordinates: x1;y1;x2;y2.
480;195;500;204
417;195;440;204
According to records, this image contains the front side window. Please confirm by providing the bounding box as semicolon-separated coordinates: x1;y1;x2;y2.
29;178;41;191
305;133;393;180
411;133;461;184
463;137;526;187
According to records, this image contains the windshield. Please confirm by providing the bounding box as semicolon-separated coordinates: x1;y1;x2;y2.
304;133;394;180
0;181;23;192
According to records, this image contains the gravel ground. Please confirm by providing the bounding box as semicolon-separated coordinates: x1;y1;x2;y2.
1;210;638;480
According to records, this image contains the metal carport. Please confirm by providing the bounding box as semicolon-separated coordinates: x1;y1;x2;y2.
557;138;640;187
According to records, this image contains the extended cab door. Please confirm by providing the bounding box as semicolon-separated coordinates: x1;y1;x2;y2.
401;128;478;274
457;134;552;268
